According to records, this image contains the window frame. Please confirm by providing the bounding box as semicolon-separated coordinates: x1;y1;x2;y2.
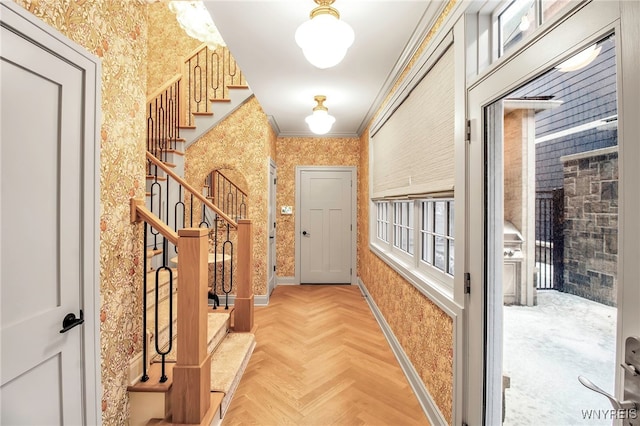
370;198;455;299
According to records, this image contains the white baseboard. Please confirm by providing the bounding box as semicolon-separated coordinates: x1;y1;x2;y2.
357;278;448;426
277;276;298;285
211;293;269;308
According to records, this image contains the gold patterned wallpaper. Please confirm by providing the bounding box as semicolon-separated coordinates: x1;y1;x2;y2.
13;0;456;422
146;1;201;95
184;97;276;296
11;0;149;424
356;0;458;422
275;137;360;277
358;129;454;423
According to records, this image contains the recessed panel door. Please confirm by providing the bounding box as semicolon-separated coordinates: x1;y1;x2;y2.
300;170;352;284
1;22;85;424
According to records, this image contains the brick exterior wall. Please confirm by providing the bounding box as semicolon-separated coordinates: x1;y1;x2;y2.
562;147;618;306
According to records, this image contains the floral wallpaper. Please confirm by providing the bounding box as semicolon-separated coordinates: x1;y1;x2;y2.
275;137;360;277
147;1;201;95
358;129;454;423
11;0;149;424
184;97;275;296
357;0;458;422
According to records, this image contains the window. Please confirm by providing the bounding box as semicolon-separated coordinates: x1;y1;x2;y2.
375;201;389;242
420;200;454;275
499;0;573;56
393;201;414;255
371;198;455;279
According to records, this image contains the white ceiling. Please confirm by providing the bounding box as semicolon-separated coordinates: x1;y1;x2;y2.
205;1;448;137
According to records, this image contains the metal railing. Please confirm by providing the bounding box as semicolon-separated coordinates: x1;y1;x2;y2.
184;44;246;127
205;170;247;222
535;188;564;290
146;44;247;174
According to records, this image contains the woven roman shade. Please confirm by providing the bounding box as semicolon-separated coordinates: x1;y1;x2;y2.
371;45;455;199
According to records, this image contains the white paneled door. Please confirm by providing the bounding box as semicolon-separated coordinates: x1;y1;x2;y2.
299;169;354;284
1;6;97;424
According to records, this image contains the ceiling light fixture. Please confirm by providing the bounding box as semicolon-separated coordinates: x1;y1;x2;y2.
295;0;354;69
169;1;225;49
305;95;336;135
556;44;602;72
518;14;530;31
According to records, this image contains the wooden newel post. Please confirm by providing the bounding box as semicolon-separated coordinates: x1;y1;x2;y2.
235;219;254;332
173;228;211;424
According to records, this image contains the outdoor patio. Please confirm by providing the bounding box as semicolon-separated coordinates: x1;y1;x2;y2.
503;289;617;425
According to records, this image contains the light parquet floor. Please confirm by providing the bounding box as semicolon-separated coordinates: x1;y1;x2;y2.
222;285;429;426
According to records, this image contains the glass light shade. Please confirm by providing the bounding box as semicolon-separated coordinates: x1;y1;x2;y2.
556;44;601;72
169;1;225;49
295;14;354;69
305;109;336;135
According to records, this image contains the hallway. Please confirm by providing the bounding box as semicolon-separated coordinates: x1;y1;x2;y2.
222;285;428;425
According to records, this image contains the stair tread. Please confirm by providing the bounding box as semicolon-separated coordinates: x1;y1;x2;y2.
145;268;178;291
210;332;255;393
159;312;230;362
165;148;184;156
146;393;224;426
192;111;214;116
127;362;174;393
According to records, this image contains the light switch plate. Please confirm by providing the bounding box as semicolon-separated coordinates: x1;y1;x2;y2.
281;206;292;215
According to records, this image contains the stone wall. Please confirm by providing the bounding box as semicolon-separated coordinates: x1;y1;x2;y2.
562;147;618;306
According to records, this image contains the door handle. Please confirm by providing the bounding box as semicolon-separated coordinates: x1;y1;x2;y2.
60;310;84;333
578;376;637;410
302;230;310;236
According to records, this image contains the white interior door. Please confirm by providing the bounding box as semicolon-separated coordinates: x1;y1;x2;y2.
268;160;277;295
299;169;353;284
1;15;87;425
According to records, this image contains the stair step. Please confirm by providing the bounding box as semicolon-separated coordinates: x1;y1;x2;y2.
210;98;231;103
147;249;163;258
127;362;174;393
227;84;249;89
145;268;177;309
146;393;224;426
179;125;196;129
210;332;256;416
165;148;184;157
148;293;178;356
146;174;167;181
192;111;214;116
158;312;230;363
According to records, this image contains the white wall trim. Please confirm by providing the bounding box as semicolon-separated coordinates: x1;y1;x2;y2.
0;3;102;424
357;278;450;425
277;276;298;285
295;166;357;285
219;293;270;307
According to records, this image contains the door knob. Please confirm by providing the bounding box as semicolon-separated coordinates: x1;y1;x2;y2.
60;310;84;333
578;375;637;410
302;230;309;236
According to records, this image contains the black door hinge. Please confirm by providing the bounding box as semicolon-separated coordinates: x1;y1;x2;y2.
465;119;471;142
465;272;471;294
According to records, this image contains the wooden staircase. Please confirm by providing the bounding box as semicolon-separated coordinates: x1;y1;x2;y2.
128;42;255;426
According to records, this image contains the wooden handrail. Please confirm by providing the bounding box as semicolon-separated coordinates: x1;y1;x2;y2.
183;42;208;65
146;74;182;104
146;152;238;229
130;199;179;245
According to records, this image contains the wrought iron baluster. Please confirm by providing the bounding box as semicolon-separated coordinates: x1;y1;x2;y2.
154;237;173;383
141;222;149;382
222;222;233;310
